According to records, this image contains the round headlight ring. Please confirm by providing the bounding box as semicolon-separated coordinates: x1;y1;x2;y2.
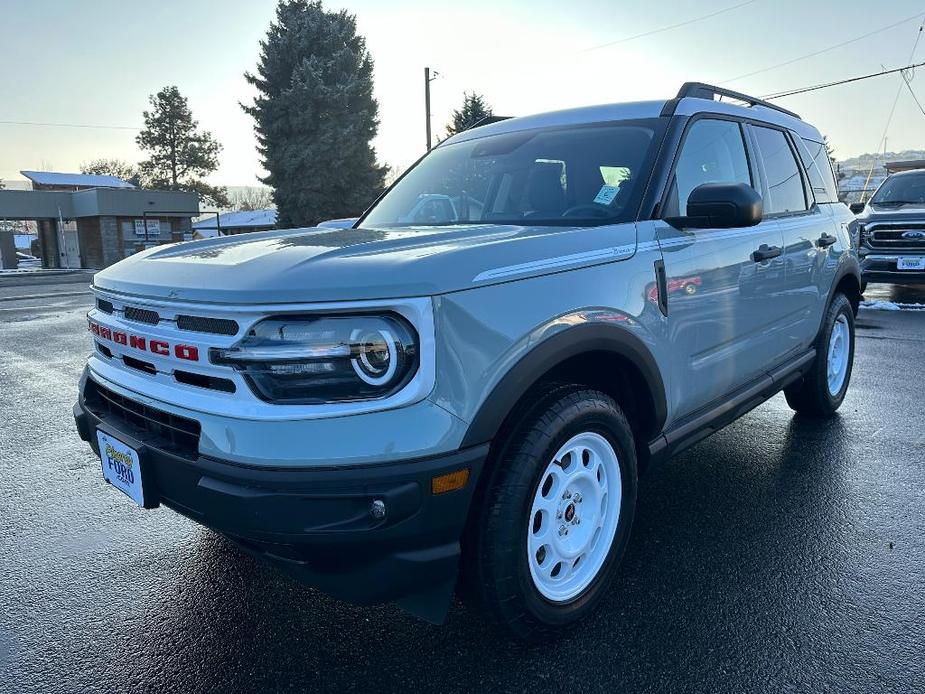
350;327;399;386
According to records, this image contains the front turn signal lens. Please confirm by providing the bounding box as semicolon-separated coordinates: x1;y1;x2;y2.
431;468;470;495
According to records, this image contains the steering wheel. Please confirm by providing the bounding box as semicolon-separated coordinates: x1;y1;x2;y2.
560;203;613;219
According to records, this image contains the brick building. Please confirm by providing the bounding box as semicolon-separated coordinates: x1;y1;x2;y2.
0;171;198;269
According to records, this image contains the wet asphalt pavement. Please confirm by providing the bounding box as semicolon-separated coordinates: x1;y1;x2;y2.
1;276;924;693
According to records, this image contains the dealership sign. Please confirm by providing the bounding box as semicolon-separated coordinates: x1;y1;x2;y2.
133;219;160;237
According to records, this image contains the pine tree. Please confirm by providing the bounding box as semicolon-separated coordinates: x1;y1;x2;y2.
136;86;228;207
80;159;142;186
446;93;493;137
243;0;386;228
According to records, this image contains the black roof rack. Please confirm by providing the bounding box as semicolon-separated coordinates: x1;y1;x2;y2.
667;82;801;120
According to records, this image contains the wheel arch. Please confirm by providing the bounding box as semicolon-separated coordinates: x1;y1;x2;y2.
833;266;863;316
460;322;668;454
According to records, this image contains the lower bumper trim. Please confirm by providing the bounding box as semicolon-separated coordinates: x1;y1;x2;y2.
74;390;488;622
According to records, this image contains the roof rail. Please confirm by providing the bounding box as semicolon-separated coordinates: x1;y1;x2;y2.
670;82;801;120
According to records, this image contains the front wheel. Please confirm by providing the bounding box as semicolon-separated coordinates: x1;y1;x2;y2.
469;385;637;640
785;293;855;417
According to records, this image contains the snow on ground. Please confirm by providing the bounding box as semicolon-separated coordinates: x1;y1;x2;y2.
861;300;925;312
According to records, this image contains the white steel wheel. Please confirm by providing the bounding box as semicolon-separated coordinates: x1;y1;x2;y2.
827;314;850;396
527;431;622;603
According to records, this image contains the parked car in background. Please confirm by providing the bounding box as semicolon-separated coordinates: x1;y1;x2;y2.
851;169;925;287
74;82;861;640
16;252;41;269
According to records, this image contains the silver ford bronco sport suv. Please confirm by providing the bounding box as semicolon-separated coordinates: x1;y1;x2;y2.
75;83;861;639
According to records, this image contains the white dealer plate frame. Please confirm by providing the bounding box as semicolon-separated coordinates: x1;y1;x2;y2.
97;431;145;506
897;257;925;271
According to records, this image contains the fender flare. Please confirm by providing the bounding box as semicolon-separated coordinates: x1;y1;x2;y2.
827;257;863;313
460;322;667;448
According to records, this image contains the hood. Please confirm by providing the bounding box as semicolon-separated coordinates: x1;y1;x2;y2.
861;203;925;223
92;223;638;304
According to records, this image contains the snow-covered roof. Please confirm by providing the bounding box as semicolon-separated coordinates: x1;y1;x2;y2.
192;208;277;230
20;170;135;189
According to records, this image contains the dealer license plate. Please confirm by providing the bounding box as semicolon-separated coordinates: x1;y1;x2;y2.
98;431;145;506
897;257;925;271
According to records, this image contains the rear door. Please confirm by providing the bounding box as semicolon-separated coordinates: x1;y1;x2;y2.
655;117;787;419
747;125;829;355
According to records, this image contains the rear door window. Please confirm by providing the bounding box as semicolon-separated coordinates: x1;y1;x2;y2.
751;126;808;214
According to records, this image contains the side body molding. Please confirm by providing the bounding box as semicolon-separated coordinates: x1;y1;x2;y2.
460;321;668;448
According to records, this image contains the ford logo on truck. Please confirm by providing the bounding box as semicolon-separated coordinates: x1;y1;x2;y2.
902;230;925;239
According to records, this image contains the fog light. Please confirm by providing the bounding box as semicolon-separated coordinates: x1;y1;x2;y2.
431;468;470;495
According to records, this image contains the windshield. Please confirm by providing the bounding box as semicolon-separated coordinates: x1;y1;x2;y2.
360;119;663;228
871;172;925;205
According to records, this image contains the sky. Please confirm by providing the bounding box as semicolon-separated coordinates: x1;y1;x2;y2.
2;0;925;186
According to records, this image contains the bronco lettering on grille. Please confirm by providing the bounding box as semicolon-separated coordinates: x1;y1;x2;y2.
88;319;200;362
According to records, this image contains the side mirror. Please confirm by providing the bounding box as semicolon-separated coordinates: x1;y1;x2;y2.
849;202;866;215
667;182;763;230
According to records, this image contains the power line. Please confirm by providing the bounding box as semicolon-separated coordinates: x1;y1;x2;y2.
902;72;925;116
577;0;759;54
761;60;925;99
720;10;925;84
858;15;925;200
0;119;139;131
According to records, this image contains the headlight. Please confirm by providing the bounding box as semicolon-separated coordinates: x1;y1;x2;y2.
212;314;419;404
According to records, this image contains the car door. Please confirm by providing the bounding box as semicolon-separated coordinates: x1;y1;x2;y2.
655;116;788;420
747;124;828;355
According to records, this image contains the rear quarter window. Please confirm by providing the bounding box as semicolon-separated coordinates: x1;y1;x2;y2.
798;137;839;203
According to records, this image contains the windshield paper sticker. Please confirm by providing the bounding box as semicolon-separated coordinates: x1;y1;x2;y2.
593;185;620;205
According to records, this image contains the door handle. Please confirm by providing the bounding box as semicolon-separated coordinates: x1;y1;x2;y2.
817;233;837;248
751;244;782;262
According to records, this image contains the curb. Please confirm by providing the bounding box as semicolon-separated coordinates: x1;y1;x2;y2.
0;291;91;303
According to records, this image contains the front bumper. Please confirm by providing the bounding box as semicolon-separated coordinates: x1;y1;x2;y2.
74;377;487;623
860;253;925;285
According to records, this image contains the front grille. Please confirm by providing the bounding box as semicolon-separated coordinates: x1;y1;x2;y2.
122;355;157;375
867;224;925;250
123;306;160;325
174;370;237;393
84;380;201;459
177;314;239;336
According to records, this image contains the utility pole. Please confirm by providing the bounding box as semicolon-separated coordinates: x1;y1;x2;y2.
424;67;439;151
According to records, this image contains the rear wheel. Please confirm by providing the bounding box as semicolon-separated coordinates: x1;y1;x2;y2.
785;293;855;417
469;385;637;640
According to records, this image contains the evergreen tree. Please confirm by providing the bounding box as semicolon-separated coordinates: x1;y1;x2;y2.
446;93;492;137
136;86;228;207
80;159;142;186
243;0;387;228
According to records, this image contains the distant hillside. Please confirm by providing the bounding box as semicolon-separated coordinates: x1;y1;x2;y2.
836;150;925;172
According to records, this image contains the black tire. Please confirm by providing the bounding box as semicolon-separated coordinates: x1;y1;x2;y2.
468;385;638;641
785;293;855;418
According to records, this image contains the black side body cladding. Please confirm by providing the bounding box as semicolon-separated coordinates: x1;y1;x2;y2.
648;349;816;462
461;323;668;448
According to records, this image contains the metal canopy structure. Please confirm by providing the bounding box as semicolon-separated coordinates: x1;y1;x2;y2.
0;187;198;221
0;187;199;270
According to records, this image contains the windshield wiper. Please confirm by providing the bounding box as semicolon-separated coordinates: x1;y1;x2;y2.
872;200;923;206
